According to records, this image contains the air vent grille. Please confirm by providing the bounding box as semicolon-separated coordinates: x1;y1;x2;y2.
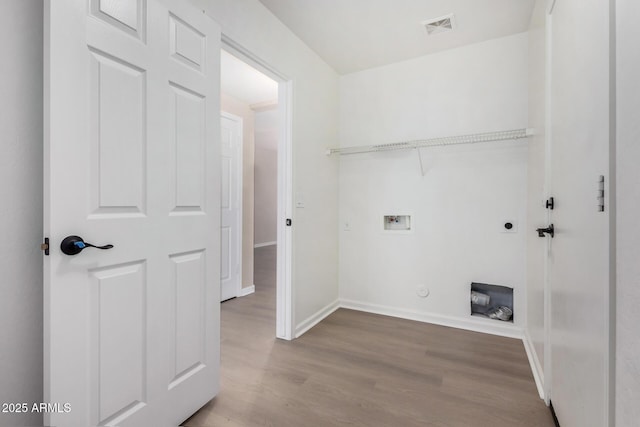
422;14;456;35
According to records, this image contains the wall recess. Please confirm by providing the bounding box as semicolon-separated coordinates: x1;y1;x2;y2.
383;215;411;231
470;282;514;322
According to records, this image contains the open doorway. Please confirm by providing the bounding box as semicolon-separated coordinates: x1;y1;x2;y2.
219;42;293;340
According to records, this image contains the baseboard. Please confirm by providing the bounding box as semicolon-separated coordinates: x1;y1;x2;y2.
523;329;545;400
295;299;340;338
254;241;276;248
239;285;255;297
339;299;524;339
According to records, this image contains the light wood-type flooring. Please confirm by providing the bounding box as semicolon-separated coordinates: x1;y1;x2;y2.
184;245;554;427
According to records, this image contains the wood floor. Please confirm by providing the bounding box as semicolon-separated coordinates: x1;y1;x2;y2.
183;246;554;427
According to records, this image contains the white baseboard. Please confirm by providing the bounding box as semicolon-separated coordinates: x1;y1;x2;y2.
523;329;545;400
239;285;255;297
254;241;276;248
339;299;524;339
295;299;340;338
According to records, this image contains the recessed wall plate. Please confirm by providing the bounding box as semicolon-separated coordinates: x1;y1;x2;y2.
383;215;411;231
416;285;430;298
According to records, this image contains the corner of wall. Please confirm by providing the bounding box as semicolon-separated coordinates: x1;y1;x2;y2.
295;299;340;338
0;1;44;426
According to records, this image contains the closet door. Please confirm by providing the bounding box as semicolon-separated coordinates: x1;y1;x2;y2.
220;112;243;301
546;0;612;425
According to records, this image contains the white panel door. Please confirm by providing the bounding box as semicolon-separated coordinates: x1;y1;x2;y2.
44;1;221;426
220;112;242;301
547;0;612;425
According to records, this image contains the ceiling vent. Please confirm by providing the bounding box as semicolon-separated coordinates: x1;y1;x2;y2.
422;14;456;35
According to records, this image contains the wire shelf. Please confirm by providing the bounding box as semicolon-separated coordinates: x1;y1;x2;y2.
327;128;531;156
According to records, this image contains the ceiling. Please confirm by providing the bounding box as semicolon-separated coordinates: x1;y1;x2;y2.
258;0;536;75
221;50;278;105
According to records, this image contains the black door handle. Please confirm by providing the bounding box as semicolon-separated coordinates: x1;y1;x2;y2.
60;235;114;255
536;224;554;238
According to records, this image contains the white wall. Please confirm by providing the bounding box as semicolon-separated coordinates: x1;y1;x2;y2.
254;108;279;246
191;0;340;328
0;1;43;426
221;93;255;289
616;0;640;424
525;0;547;386
338;33;529;334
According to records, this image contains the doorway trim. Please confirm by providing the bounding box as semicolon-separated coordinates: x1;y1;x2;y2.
221;35;294;340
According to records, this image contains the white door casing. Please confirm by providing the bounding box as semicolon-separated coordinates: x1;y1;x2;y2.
220;112;242;301
220;38;295;340
44;1;221;426
276;80;294;339
547;0;612;425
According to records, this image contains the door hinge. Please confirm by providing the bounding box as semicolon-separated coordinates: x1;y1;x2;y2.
286;218;292;226
41;237;50;256
597;175;605;212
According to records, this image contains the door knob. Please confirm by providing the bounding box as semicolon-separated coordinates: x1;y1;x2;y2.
536;224;554;238
60;235;114;255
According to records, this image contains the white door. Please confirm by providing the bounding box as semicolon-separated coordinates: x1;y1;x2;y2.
44;1;221;426
220;112;242;301
547;0;612;425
